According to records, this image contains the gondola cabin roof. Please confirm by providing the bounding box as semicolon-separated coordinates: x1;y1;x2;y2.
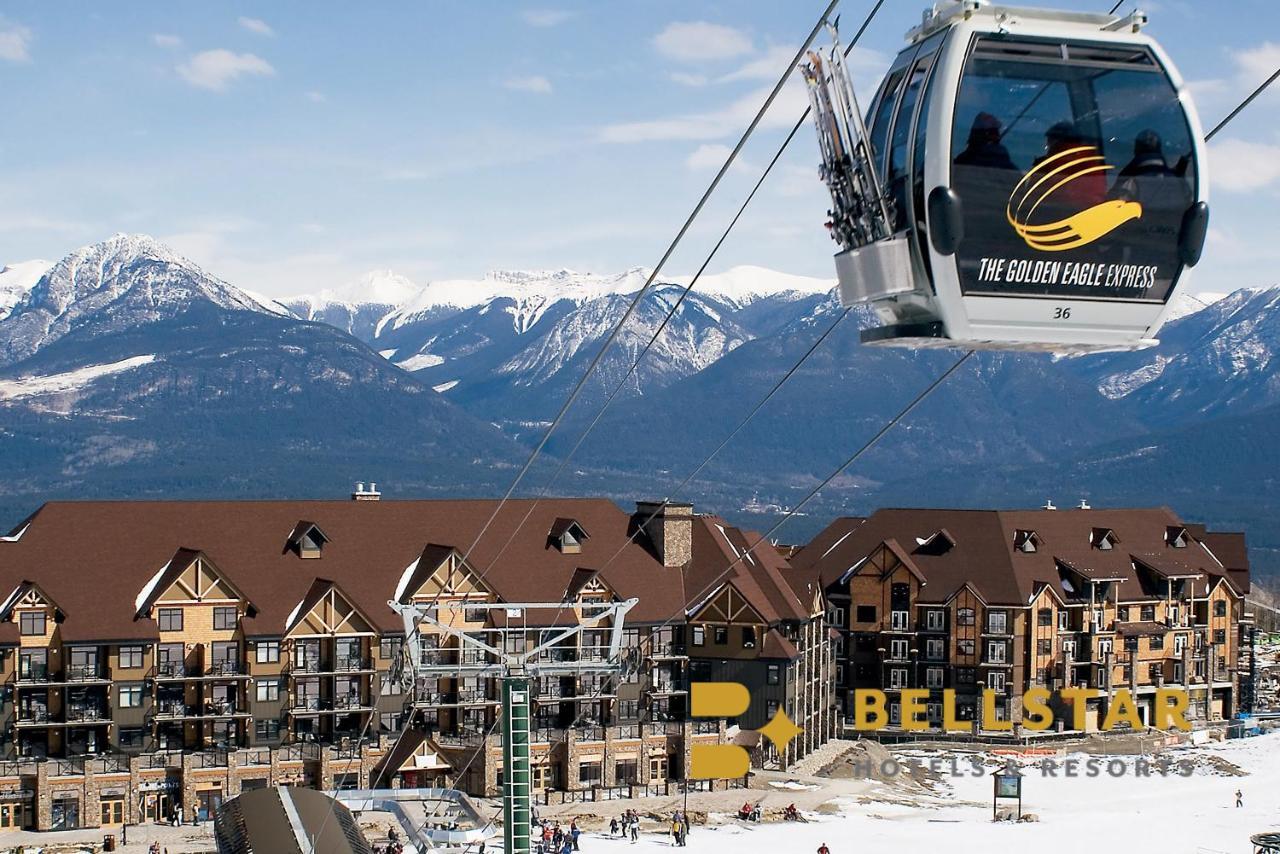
908;1;1146;43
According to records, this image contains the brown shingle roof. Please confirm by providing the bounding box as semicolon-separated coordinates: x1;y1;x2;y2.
793;507;1249;607
0;499;687;642
686;517;813;624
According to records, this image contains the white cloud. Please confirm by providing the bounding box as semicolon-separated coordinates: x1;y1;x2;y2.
305;90;326;103
0;16;33;63
522;9;572;27
1236;42;1280;89
1188;40;1280;116
670;71;709;87
152;33;183;50
653;21;752;62
718;45;800;84
504;75;553;94
177;50;275;92
686;144;731;171
238;17;274;37
599;80;808;144
1209;137;1280;192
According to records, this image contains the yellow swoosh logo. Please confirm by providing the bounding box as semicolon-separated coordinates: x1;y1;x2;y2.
1006;146;1142;252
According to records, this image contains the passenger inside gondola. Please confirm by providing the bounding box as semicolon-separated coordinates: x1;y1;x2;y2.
1034;121;1108;207
954;112;1017;170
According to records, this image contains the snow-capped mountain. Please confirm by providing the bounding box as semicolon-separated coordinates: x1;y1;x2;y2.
0;235;522;523
0;234;267;366
0;260;53;321
281;270;423;340
1075;285;1280;426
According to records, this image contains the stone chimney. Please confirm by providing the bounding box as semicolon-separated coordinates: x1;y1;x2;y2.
633;501;693;568
352;481;381;501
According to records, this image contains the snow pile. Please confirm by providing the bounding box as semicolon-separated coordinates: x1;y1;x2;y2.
0;355;157;401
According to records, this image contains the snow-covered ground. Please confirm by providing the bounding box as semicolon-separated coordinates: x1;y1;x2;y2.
638;735;1280;854
0;354;156;400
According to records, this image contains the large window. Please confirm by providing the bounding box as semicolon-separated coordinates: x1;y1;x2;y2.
856;605;877;624
256;679;281;702
157;608;183;632
950;36;1196;303
213;607;238;631
691;625;705;647
119;646;144;669
255;641;281;664
19;611;45;636
118;684;144;708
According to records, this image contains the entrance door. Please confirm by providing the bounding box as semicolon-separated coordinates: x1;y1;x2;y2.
100;798;125;826
197;790;222;822
0;803;25;829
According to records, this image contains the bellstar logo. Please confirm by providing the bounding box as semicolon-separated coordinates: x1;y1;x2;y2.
688;682;804;779
1006;145;1142;252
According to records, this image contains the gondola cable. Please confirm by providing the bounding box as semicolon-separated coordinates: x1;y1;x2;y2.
479;0;889;576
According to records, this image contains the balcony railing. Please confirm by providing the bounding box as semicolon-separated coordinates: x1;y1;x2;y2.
141;751;183;770
155;702;189;718
156;661;187;678
66;705;108;722
578;725;605;743
90;754;130;774
614;723;642;739
205;660;242;677
292;659;324;674
279;743;322;762
203;700;239;716
291;697;322;712
237;747;272;766
692;720;719;735
434;729;488;748
532;726;564;744
51;758;85;777
333;695;366;711
334;656;373;672
18;707;50;723
190;750;230;769
17;666;50;683
65;665;104;682
649;642;687;658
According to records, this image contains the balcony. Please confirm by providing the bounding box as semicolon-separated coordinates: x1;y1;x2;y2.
332;695;367;711
614;722;642;740
65;664;105;683
578;725;605;743
155;661;188;679
692;720;718;735
141;751;183;770
204;660;243;677
237;747;272;766
16;666;50;684
89;754;130;774
334;656;374;673
650;642;687;659
190;750;230;769
16;707;50;725
66;704;109;723
531;726;565;744
291;659;325;674
291;697;322;713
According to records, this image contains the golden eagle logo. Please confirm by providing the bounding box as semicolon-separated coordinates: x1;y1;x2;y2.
1006;145;1142;251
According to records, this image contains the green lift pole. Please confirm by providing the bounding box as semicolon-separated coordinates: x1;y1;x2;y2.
502;677;532;854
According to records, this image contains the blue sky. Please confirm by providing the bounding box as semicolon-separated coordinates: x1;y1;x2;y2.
1;1;1277;298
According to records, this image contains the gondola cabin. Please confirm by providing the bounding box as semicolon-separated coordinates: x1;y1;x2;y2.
801;1;1209;351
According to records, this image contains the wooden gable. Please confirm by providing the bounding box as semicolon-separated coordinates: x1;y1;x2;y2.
286;581;375;637
1;581;63;623
407;547;492;602
691;583;766;626
155;553;242;604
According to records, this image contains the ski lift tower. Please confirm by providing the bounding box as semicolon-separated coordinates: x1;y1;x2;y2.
390;597;639;854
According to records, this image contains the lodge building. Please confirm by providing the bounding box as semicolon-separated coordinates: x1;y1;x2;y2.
0;494;834;832
792;507;1252;734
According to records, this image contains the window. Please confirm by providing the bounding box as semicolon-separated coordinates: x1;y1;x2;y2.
464;606;488;624
19;611;45;636
1037;639;1052;656
19;649;47;680
118;728;145;749
1038;608;1053;627
1150;634;1163;650
742;627;757;649
958;639;975;656
1141;605;1156;622
1125;636;1139;652
889;702;902;725
926;638;945;660
692;625;705;647
890;639;909;660
713;627;727;645
926;610;946;631
1092;608;1105;629
949;36;1196;304
987;641;1006;663
855;605;877;624
255;641;280;664
988;671;1007;692
380;637;402;660
579;762;603;786
380;672;403;696
650;755;669;781
766;700;779;718
119;646;143;669
213;607;238;630
889;668;908;689
1118;606;1130;622
835;666;845;687
256;679;281;702
829;606;846;627
1036;667;1049;685
957;607;975;626
767;665;780;686
1173;634;1187;655
255;719;281;740
1214;629;1226;645
987;612;1007;634
1097;638;1113;656
926;668;944;688
1214;600;1227;618
956;667;976;685
157;608;183;632
1168;605;1180;626
118;684;144;708
885;50;935;231
890;610;910;631
1058;610;1070;631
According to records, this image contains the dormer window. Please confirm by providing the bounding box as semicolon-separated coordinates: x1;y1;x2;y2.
287;522;331;559
549;518;590;555
914;529;956;556
1014;530;1041;553
1091;528;1119;551
1167;526;1189;548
